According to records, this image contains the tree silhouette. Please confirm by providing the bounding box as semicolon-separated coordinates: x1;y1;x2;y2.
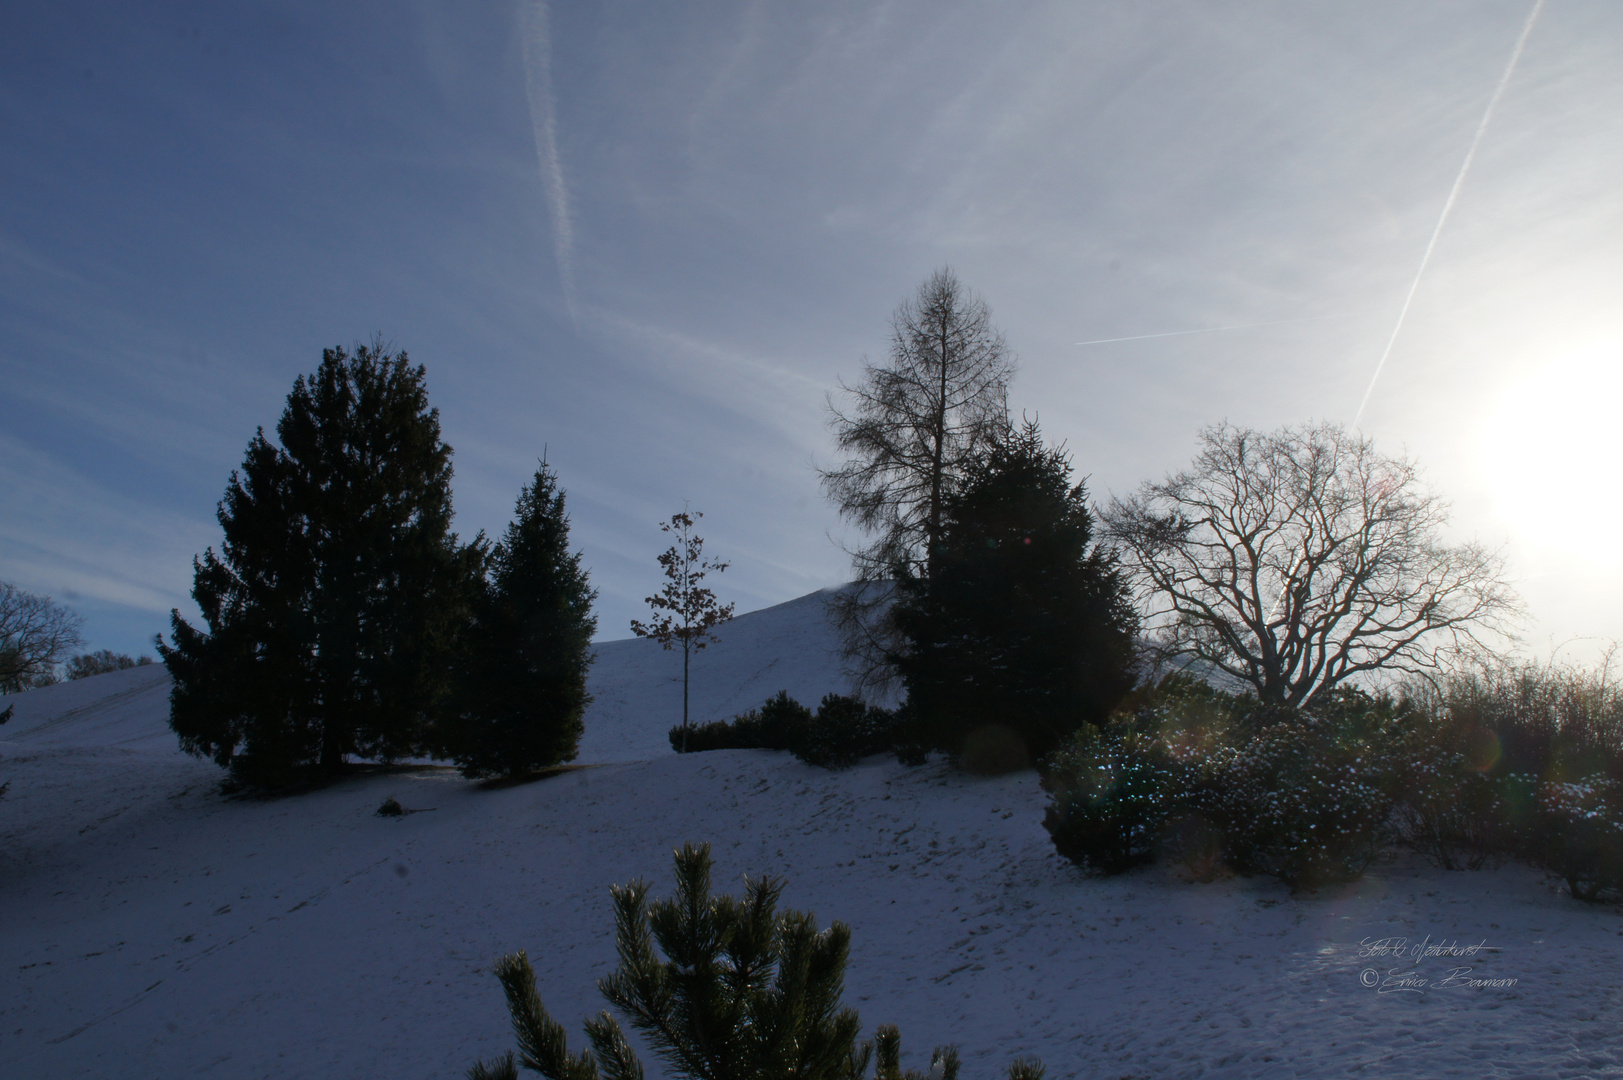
820;269;1015;697
1101;421;1520;705
630;511;735;750
158;340;478;787
0;582;84;693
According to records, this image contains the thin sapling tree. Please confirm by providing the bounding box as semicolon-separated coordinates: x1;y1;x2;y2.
630;511;736;750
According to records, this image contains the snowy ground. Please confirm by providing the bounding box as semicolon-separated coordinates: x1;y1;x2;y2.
2;592;1621;1079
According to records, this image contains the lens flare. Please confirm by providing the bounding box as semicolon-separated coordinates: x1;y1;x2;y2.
1464;726;1502;773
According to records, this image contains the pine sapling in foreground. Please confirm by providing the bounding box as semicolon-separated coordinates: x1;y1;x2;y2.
468;842;1043;1080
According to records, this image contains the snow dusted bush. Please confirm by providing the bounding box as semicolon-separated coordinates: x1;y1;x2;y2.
1041;676;1238;878
1391;659;1623;898
1387;711;1521;871
1391;753;1507;871
468;842;1045;1080
1043;663;1623;900
1041;723;1176;875
1041;681;1400;889
1201;708;1396;890
1526;775;1623;903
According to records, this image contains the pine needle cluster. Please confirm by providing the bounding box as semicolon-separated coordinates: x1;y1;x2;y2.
469;843;1043;1080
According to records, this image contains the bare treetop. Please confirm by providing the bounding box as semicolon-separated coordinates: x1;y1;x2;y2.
1101;422;1521;705
822;267;1016;579
0;582;85;694
820;270;1016;699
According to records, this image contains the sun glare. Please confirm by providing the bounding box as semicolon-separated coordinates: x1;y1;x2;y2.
1478;339;1623;561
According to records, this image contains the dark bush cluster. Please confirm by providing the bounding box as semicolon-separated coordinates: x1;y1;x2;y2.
671;691;901;770
1393;659;1623;901
65;650;154;681
1043;663;1623;901
1041;721;1174;876
1043;678;1401;891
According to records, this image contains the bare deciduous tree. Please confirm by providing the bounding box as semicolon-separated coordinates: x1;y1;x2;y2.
1101;422;1520;705
0;581;85;693
820;268;1016;696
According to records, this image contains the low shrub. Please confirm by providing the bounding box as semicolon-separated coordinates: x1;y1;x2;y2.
65;650;153;681
1525;774;1623;902
671;691;902;769
1040;676;1237;879
796;694;897;769
1388;712;1518;870
1408;656;1623;782
1041;680;1399;889
1042;660;1623;901
671;690;811;754
1041;723;1177;875
1201;706;1396;890
1394;657;1623;898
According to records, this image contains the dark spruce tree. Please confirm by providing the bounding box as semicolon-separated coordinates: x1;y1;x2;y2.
158;341;479;788
443;462;598;778
890;420;1138;769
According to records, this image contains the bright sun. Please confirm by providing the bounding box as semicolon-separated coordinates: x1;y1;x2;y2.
1478;339;1623;561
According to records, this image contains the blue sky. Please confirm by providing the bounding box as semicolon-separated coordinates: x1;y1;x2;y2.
4;0;1622;662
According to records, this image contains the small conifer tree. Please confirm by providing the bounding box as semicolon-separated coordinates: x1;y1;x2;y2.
468;843;1044;1080
630;512;735;750
443;462;598;778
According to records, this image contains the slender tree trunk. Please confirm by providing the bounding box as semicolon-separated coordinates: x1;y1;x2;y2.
320;706;344;775
682;637;690;753
927;317;950;578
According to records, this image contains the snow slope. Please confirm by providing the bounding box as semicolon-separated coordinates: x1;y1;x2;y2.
3;592;1621;1079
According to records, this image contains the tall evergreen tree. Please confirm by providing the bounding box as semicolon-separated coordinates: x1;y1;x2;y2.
891;421;1139;767
443;462;598;778
158;341;478;787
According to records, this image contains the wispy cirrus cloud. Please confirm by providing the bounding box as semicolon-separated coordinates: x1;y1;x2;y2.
519;0;578;323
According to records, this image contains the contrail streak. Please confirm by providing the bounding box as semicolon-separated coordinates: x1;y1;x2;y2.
1074;312;1356;347
520;0;577;323
1352;0;1544;428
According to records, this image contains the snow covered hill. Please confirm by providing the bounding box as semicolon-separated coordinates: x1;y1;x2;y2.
2;591;1620;1079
